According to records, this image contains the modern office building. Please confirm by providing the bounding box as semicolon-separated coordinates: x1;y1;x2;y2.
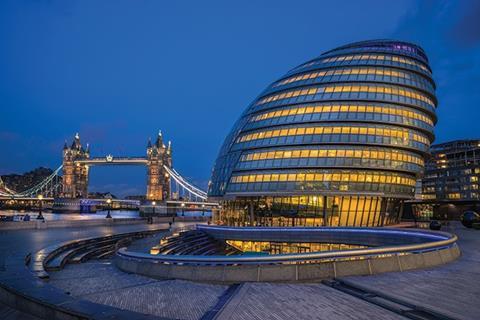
209;40;437;227
422;140;480;201
405;140;480;221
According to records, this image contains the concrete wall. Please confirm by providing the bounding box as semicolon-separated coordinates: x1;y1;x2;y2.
115;245;461;283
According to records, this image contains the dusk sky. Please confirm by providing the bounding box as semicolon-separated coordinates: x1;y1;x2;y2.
1;0;479;197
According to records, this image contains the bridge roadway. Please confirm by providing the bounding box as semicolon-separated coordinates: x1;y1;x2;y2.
0;222;478;319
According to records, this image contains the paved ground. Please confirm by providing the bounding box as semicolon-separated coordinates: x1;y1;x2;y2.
1;221;478;319
0;301;41;320
49;260;227;320
344;222;480;320
0;223;168;273
216;282;406;320
50;260;407;320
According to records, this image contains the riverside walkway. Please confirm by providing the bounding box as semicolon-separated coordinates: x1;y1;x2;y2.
0;221;477;319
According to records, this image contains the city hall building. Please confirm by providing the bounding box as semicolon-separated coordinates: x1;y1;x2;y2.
208;40;437;227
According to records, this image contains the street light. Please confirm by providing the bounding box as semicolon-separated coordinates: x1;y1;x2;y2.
152;201;156;216
36;194;44;220
181;202;185;216
106;198;112;219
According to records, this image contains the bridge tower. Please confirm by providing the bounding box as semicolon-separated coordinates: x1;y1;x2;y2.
146;131;172;201
62;133;90;198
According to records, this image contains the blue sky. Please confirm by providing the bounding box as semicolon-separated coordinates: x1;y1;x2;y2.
1;0;479;197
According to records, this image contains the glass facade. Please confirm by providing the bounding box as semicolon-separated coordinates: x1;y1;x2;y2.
226;239;367;255
209;40;437;227
422;140;480;201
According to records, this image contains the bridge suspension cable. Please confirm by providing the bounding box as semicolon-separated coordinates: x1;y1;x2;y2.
0;176;16;196
163;165;208;201
170;167;207;197
1;162;208;202
2;165;63;198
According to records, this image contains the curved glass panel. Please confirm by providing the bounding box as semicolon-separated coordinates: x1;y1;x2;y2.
208;40;437;227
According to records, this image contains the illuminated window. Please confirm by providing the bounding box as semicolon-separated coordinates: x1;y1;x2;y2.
256;83;435;109
240;148;424;166
231;171;416;187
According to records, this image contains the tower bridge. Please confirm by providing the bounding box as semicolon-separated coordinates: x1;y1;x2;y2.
62;131;172;201
0;131;210;205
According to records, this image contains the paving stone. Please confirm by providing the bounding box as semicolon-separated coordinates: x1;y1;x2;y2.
216;282;405;320
1;221;478;320
49;260;228;320
344;223;480;320
0;300;41;320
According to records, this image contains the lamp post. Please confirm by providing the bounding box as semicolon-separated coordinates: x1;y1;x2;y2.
181;202;185;216
106;198;112;219
152;201;156;216
36;194;44;220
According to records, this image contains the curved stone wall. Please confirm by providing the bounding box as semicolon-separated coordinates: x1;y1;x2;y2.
115;226;459;283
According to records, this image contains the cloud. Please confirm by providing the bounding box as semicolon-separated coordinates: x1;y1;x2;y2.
391;0;480;143
448;0;480;47
0;131;21;142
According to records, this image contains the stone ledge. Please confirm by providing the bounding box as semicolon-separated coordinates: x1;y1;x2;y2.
115;246;460;283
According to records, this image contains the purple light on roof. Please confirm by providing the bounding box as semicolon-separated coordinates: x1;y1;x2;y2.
391;44;417;54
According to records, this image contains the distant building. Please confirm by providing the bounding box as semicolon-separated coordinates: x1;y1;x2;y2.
88;192;117;199
404;139;480;221
125;195;146;201
422;140;480;201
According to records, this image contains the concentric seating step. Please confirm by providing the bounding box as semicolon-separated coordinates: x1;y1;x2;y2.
189;243;221;255
45;247;81;271
174;239;216;255
72;244;116;263
29;228;166;279
157;234;209;254
154;230;240;256
96;249;117;259
68;238;126;263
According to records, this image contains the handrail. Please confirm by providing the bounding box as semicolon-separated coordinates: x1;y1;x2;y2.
117;228;458;265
